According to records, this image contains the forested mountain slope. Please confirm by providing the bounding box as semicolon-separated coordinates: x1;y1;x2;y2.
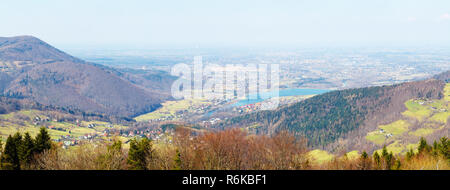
219;74;449;151
0;36;174;118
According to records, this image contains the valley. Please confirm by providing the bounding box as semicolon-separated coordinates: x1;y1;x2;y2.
0;36;448;170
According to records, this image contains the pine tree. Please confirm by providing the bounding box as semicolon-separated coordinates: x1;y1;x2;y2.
373;152;381;169
381;145;389;158
384;152;394;170
438;137;449;160
1;134;21;170
127;138;153;170
432;140;439;157
34;127;52;154
406;148;415;161
359;151;369;170
20;132;35;168
361;151;368;159
418;137;430;155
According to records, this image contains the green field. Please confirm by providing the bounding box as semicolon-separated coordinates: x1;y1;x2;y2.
444;83;450;102
402;100;432;121
365;131;387;145
366;120;410;145
0;110;128;140
380;120;409;135
374;141;419;155
134;99;211;122
430;112;450;124
0;124;71;140
374;140;406;155
345;150;360;160
409;127;435;137
307;149;335;164
366;84;450;154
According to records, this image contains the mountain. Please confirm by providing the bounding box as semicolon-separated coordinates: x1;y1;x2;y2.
0;36;174;118
434;70;450;83
219;73;449;153
0;36;81;64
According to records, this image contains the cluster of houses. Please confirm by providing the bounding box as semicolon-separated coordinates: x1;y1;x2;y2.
235;102;263;113
117;127;175;143
54;135;80;149
201;117;222;127
33;116;50;126
86;123;114;129
414;98;448;113
147;115;176;123
379;129;393;138
53;133;100;149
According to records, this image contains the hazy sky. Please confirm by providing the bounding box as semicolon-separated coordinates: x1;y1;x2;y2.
1;0;450;47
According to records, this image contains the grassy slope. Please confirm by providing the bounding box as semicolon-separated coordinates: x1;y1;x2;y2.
316;83;449;159
366;83;449;154
307;149;335;164
134;99;211;122
0;109;128;141
366;120;410;145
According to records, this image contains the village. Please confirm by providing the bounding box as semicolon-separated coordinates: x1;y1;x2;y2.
28;115;177;149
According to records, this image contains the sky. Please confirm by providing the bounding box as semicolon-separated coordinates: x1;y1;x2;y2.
1;0;450;48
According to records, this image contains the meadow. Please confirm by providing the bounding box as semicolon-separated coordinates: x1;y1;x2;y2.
134;99;212;122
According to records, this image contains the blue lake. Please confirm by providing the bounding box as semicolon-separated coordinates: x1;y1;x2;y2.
232;88;330;107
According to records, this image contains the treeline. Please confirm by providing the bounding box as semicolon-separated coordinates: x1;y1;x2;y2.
0;127;52;170
319;137;449;170
32;128;310;170
1;128;310;170
0;128;448;170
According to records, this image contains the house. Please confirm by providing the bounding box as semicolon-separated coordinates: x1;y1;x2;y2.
64;141;71;146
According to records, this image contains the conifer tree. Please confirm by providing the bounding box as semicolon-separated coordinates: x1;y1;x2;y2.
34;127;52;154
432;141;439;157
418;137;430;155
359;151;370;170
381;145;389;158
438;137;449;160
127;138;153;170
406;148;415;161
384;152;394;170
361;151;368;159
373;152;381;169
1;134;21;170
20;132;35;167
